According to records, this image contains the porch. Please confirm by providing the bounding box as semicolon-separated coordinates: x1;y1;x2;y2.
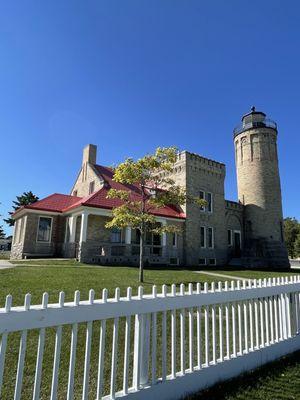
63;209;183;266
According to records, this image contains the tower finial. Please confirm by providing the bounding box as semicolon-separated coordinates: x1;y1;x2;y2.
251;106;256;112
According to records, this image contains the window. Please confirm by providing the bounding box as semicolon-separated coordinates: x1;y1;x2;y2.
199;191;213;212
73;190;78;197
199;258;206;265
227;229;233;246
111;228;122;243
208;258;216;266
37;217;52;242
200;226;206;248
89;181;95;195
206;192;213;213
207;227;214;249
199;191;205;211
172;232;177;247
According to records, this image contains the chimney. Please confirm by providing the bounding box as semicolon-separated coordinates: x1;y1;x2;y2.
82;144;97;166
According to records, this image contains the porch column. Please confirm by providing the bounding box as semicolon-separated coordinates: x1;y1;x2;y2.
79;211;89;243
161;220;167;257
69;216;77;243
125;227;132;244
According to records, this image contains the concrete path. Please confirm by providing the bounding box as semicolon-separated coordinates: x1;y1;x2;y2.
0;260;15;269
197;270;248;281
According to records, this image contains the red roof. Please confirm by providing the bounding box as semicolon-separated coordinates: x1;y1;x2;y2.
17;164;186;220
23;193;82;213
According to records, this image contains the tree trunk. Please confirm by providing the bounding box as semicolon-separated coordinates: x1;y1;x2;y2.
139;231;144;283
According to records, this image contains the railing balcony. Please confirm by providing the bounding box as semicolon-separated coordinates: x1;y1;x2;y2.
233;118;277;137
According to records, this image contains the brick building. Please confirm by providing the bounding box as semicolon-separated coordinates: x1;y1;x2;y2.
10;108;289;268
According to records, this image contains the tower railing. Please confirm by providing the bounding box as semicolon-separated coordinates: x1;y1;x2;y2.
233;118;277;137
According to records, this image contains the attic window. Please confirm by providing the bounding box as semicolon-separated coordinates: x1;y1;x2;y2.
73;190;78;197
89;181;95;195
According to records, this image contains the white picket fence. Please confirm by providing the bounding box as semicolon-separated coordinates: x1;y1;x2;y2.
1;276;300;400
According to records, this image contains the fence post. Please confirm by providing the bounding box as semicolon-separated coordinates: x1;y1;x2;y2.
133;287;151;389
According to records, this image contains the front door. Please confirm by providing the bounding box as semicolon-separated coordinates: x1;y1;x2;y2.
234;231;241;257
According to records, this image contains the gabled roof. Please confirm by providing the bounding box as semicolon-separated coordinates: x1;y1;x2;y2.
15;164;186;220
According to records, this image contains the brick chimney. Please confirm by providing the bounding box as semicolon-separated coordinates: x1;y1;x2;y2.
82;144;97;166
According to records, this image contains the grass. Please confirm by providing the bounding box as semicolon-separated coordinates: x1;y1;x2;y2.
0;260;298;399
185;350;300;400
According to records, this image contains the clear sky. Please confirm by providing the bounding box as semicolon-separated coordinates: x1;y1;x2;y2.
1;1;299;235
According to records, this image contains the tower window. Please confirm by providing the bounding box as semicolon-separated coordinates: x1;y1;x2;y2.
200;226;206;248
207;227;214;249
206;192;213;213
199;191;205;211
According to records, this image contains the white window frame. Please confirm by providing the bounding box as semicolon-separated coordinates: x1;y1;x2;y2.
36;216;53;243
200;226;206;248
228;229;233;247
199;190;213;213
207;226;214;249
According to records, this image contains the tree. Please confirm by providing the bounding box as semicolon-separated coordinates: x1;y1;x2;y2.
105;147;205;282
0;225;5;240
4;191;39;226
294;234;300;259
283;217;300;258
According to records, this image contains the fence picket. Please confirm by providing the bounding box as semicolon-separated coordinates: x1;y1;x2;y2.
242;281;248;354
161;285;167;381
82;289;95;400
180;284;186;375
67;290;80;400
211;283;216;364
96;288;108;400
171;284;176;378
33;293;48;400
188;283;194;371
231;281;237;358
196;283;201;369
218;282;223;362
110;288;120;399
0;295;12;399
50;292;65;400
204;282;209;365
123;287;132;394
151;286;157;385
14;293;31;400
224;282;230;359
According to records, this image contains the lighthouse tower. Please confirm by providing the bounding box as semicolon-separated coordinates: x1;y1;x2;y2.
234;107;289;268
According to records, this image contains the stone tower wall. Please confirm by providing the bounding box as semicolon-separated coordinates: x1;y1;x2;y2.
169;151;228;266
234;127;284;242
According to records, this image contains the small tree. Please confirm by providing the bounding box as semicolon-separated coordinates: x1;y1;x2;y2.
283;217;300;258
294;233;300;259
4;191;39;226
0;225;5;240
105;147;205;282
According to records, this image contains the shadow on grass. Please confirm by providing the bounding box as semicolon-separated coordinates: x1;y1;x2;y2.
184;350;300;400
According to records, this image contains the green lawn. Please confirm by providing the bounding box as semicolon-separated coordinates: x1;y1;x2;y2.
185;350;300;400
0;260;298;400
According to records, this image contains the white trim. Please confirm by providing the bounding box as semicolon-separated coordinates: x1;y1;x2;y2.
36;216;53;244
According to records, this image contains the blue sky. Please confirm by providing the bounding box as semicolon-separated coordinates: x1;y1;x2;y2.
1;1;300;235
